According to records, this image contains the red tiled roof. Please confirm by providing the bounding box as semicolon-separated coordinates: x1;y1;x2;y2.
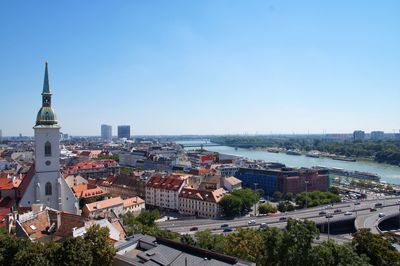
146;175;184;191
179;188;228;203
0;176;21;190
71;183;105;199
20;211;50;240
122;196;145;208
84;197;123;212
64;159;118;172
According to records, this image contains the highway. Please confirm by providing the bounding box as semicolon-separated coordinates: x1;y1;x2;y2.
159;197;400;235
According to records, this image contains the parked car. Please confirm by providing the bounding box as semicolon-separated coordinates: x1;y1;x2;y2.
221;224;229;228
344;211;353;216
190;227;198;231
379;213;386;218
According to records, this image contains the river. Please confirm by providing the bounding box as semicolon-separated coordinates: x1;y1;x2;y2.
177;140;400;185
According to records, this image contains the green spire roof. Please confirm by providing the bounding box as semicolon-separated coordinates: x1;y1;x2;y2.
35;61;58;127
42;61;51;94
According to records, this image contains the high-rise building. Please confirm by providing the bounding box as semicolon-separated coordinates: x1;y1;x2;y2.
370;131;384;140
118;125;131;139
353;130;365;141
101;124;112;141
19;62;78;214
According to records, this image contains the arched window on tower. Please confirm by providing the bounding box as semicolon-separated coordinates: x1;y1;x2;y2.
45;141;51;157
45;182;52;195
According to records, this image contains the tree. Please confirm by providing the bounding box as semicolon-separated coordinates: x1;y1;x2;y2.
258;203;277;214
195;230;225;252
0;234;30;266
260;226;285;265
328;186;340;195
56;237;93;266
180;234;196;246
284;192;293;201
219;194;242;217
12;242;50;266
273;191;282;202
309;241;371;266
84;225;116;266
231;188;258;213
281;218;320;266
277;201;295;212
224;228;265;264
352;229;400;266
135;209;159;226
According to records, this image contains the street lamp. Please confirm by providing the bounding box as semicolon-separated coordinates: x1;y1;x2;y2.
327;215;331;241
254;183;258;216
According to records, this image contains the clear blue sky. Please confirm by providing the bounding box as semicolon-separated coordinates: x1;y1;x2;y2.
0;1;399;136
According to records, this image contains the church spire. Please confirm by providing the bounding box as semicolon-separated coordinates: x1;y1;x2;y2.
42;61;51;95
35;61;58;126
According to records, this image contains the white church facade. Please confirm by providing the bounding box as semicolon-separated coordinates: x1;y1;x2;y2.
19;62;79;214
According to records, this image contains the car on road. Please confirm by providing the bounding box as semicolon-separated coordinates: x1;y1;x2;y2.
319;211;327;216
260;223;268;228
189;227;198;231
344;211;353;216
370;208;377;212
259;198;266;203
325;214;333;218
378;213;386;218
223;228;233;232
279;217;287;221
221;224;229;228
248;220;256;225
325;205;333;209
375;203;383;208
334;209;341;213
354;201;361;205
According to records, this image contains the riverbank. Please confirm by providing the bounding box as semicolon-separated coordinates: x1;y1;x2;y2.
178;140;400;185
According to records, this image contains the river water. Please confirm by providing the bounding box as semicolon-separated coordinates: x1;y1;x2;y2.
177;140;400;185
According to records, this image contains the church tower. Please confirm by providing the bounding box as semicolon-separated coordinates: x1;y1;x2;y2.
19;62;78;214
34;61;61;173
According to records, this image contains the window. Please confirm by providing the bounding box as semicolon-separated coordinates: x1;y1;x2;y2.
45;182;52;195
45;141;51;157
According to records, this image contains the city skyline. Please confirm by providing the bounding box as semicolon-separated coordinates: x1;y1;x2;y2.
1;1;399;136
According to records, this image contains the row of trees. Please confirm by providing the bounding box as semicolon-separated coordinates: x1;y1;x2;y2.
0;225;115;266
218;188;258;217
181;219;400;265
295;191;341;208
211;136;400;166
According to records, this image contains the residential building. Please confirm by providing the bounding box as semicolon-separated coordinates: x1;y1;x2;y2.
82;196;145;219
113;234;255;266
19;62;79;214
178;187;227;218
82;197;124;219
370;131;384;140
64;159;119;178
122;196;145;215
223;176;242;192
118;125;131;139
71;183;106;200
145;175;185;210
353;130;365;141
101;124;112;141
187;151;217;168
